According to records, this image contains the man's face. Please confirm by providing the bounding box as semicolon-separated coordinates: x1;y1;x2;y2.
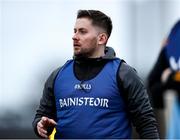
72;18;101;57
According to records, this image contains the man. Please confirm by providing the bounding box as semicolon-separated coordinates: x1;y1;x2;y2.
33;10;159;139
147;20;180;138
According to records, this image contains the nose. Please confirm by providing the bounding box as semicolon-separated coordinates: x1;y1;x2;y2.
72;33;79;40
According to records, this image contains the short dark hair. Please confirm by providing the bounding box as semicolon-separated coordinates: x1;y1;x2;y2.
77;10;113;38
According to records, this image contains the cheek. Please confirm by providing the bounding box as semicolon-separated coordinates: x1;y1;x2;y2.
83;37;98;45
84;41;95;49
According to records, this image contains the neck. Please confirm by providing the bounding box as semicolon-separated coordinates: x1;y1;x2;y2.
88;52;105;58
88;45;105;58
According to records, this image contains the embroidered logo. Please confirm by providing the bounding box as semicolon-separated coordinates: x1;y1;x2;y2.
74;82;92;93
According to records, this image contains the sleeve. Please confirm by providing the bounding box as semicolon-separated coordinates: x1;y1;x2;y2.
32;67;61;137
117;62;159;139
147;48;169;108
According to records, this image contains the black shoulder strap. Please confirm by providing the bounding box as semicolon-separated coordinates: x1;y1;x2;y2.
116;59;128;104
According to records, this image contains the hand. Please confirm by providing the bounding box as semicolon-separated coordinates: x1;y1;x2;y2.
161;68;172;83
37;116;57;138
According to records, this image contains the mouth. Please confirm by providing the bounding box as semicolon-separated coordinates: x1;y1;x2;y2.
73;44;81;48
73;42;81;47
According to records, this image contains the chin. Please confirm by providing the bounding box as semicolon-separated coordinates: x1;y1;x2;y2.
74;53;85;58
74;53;81;57
74;50;81;55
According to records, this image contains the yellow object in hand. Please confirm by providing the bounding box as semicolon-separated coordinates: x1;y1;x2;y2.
49;128;56;140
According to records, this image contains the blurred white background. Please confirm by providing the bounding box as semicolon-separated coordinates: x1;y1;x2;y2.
0;0;180;138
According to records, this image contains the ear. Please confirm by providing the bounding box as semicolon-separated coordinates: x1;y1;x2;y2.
98;33;108;45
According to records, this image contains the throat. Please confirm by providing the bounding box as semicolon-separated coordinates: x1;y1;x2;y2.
74;58;108;81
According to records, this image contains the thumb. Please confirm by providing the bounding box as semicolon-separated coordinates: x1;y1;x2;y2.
41;116;48;125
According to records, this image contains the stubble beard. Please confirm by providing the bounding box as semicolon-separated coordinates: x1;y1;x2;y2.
74;47;97;58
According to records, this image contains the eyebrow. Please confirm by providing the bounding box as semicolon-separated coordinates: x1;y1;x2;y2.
74;28;88;31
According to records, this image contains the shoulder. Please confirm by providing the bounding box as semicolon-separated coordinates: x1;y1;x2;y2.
48;60;74;81
118;61;137;79
46;59;74;86
45;67;62;88
118;61;144;88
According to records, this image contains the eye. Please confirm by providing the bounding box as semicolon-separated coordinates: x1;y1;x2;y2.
79;29;87;34
74;29;77;33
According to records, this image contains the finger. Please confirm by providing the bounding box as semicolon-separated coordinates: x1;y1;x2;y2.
48;119;57;126
37;121;47;134
37;121;44;128
42;116;48;121
37;126;48;138
38;127;47;134
41;116;48;125
39;131;48;138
